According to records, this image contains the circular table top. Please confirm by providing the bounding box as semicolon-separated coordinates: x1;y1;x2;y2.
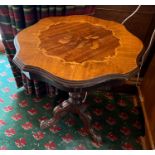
14;15;143;82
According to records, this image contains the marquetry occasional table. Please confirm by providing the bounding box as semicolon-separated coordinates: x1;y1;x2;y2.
13;15;143;144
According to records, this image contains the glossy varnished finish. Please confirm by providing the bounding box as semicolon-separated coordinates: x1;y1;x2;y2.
39;22;119;63
13;15;144;144
14;15;143;81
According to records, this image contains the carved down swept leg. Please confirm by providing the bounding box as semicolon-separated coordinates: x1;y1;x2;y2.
40;100;72;129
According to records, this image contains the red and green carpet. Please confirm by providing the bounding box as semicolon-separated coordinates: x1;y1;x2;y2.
0;53;144;150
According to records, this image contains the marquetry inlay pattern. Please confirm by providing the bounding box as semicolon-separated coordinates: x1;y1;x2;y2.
39;22;120;63
15;15;143;81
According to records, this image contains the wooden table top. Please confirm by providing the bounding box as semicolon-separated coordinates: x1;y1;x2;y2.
14;15;143;81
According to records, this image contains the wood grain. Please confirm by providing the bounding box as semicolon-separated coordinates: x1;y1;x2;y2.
140;51;155;149
39;22;119;63
14;15;143;81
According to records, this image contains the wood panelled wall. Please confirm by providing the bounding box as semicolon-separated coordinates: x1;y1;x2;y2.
94;5;155;48
140;43;155;149
93;5;155;76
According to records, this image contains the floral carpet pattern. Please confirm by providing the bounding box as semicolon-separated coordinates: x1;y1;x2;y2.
0;53;143;150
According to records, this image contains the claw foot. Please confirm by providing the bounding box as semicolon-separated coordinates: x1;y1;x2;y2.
40;119;55;129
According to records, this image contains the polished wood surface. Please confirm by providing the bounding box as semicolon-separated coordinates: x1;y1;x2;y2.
14;15;143;81
39;22;119;63
14;15;144;144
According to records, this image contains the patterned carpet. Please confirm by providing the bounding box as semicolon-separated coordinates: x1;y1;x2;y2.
0;53;144;150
